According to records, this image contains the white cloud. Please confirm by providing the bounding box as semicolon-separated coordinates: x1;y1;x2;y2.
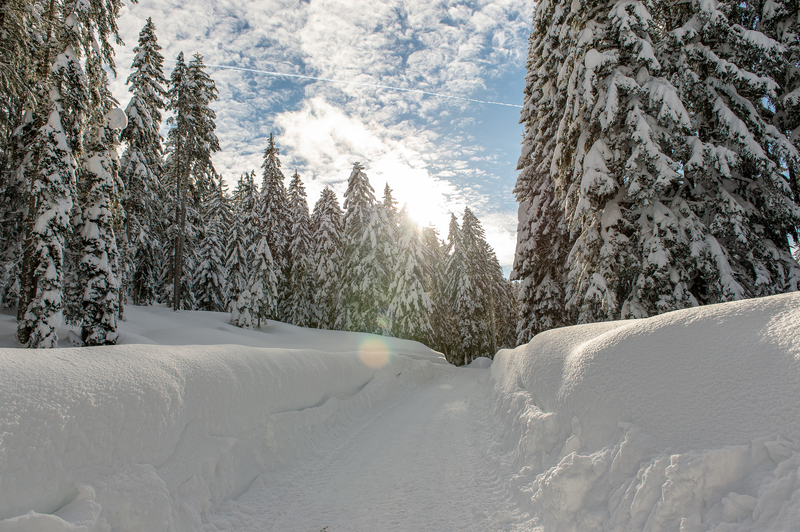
111;0;531;267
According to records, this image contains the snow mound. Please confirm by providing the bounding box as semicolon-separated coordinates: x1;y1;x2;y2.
486;292;800;531
0;334;436;530
467;356;493;369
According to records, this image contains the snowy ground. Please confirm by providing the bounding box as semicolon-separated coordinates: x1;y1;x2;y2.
1;294;800;531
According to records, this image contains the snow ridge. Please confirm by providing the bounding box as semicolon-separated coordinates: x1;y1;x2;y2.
0;342;435;531
483;292;800;531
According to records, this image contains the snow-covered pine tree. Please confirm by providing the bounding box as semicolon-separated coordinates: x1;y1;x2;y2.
75;108;126;345
0;112;35;310
229;168;280;327
458;208;494;361
225;174;253;312
244;234;279;328
164;52;219;310
230;289;252;329
446;213;477;365
521;0;800;327
285;170;315;327
310;186;343;329
119;18;167;307
381;183;399;224
0;1;60;310
421;225;455;356
656;0;800;308
17;90;80;346
388;207;432;343
17;37;92;347
511;0;573;342
378;183;399;313
194;180;229;312
259;133;291;319
337;162;390;334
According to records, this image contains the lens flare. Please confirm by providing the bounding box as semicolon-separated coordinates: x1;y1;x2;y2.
358;338;392;369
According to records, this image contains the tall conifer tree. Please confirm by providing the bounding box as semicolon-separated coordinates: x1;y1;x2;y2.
164;52;219;310
285;170;315;327
259;133;290;319
310;186;343;329
338;162;390;334
388;207;432;342
119;18;167;306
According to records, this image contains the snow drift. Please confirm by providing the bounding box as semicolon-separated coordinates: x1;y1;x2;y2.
0;309;439;531
485;292;800;531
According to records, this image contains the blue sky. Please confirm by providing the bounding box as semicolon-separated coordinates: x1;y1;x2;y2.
110;0;533;270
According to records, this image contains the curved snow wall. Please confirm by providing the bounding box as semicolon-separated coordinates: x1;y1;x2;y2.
486;292;800;531
0;344;435;531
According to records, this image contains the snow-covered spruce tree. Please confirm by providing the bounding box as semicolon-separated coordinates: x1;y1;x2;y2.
0;0;44;310
511;0;574;342
459;208;495;359
17;36;93;347
446;214;477;365
225;175;253;312
244;234;279;328
164;52;219;310
378;183;400;311
525;0;800;326
659;0;800;307
310;186;343;329
421;225;455;356
285;170;315;327
0;113;35;310
119;18;167;307
16;88;80;346
259;133;291;319
230;289;252;329
230;168;279;329
388;207;432;343
725;1;800;204
194;180;229;312
337;162;391;334
75;108;126;345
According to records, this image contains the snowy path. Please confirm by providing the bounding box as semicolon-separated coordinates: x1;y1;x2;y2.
213;366;512;532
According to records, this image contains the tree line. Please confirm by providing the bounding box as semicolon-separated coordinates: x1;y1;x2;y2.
0;13;517;364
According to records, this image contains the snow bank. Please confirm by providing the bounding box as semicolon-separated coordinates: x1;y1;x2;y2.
0;314;438;531
486;292;800;531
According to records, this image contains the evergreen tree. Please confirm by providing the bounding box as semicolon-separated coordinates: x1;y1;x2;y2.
194;179;229;313
75;108;126;345
244;234;278;328
513;0;800;332
337;162;391;334
17;44;89;347
446;214;478;365
259;133;291;319
310;186;343;329
388;207;432;342
225;213;249;312
164;52;219;310
457;208;493;363
17;96;79;347
421;225;455;355
511;0;573;342
119;18;167;307
285;170;315;327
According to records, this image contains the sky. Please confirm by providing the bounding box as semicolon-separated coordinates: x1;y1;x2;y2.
109;0;533;271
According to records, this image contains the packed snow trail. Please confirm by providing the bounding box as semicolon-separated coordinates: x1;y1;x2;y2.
209;365;512;531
